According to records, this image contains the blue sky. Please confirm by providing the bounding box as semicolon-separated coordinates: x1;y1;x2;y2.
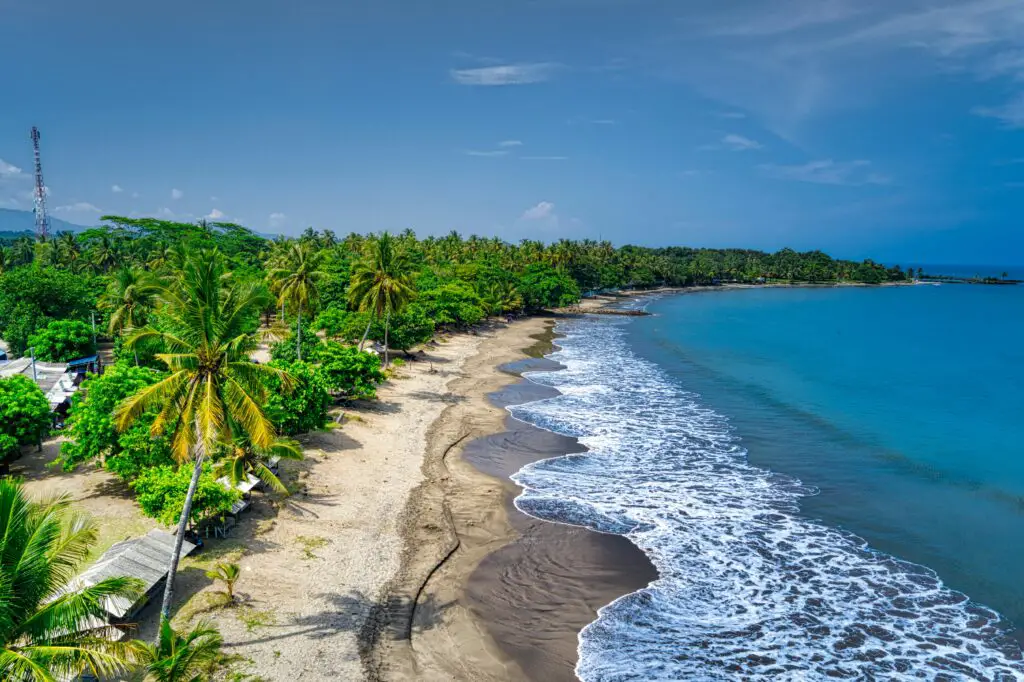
1;0;1023;264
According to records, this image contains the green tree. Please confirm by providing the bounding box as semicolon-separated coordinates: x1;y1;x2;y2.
215;434;302;494
99;267;162;364
419;282;486;328
348;231;416;365
59;362;171;477
0;375;51;460
0;479;145;681
26;319;96;362
267;241;325;361
518;263;580;311
131;463;240;527
315;342;385;399
140;619;223;682
263;360;331;435
0;266;95;357
114;250;290;621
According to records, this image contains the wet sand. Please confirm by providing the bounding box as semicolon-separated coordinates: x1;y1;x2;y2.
463;365;658;681
364;317;656;681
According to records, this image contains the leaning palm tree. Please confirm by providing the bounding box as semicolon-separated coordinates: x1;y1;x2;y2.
214;430;302;495
0;479;145;681
266;241;324;361
115;250;292;621
140;619;222;682
348;231;416;365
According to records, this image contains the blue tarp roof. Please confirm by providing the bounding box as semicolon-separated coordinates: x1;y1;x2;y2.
67;355;98;368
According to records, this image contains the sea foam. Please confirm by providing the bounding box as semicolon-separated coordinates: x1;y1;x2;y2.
508;311;1024;681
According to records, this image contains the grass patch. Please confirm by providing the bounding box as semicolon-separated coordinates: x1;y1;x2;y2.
295;535;328;560
237;606;277;632
391;357;406;367
85;516;153;565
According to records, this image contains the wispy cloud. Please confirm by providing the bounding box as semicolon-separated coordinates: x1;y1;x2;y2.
521;156;568;161
590;119;617;125
269;212;287;228
55;202;102;214
171;188;183;200
464;150;509;157
522;201;555;220
760;159;890;186
0;159;24;178
714;134;762;151
972;94;1024;127
111;184;123;193
499;140;523;147
451;62;560;86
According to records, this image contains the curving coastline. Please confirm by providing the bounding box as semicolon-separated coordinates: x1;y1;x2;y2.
362;312;656;681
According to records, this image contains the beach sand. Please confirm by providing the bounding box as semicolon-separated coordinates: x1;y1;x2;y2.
364;315;655;682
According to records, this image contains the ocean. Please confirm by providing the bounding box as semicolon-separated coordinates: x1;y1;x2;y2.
507;284;1024;680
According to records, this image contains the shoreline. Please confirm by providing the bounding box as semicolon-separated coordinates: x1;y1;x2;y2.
362;316;656;681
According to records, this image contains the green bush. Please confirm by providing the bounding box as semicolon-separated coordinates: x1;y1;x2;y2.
316;342;385;399
58;362;171;476
269;321;322;363
518;264;581;311
26;320;96;362
264;360;331;435
0;375;51;459
419;282;486;328
131;463;240;526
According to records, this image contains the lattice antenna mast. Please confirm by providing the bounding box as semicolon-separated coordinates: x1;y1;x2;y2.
30;126;51;241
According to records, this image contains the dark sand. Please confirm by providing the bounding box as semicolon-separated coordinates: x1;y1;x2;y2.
462;357;658;681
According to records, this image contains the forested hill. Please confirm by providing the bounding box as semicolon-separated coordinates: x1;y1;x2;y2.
0;208;91;242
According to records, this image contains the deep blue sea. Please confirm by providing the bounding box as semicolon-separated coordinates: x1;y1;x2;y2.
508;283;1024;680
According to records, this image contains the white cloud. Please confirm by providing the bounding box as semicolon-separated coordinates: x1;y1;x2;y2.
111;184;123;193
760;159;890;186
0;159;23;178
972;94;1024;127
171;188;183;200
521;155;568;161
499;140;523;147
450;62;559;86
55;202;102;214
521;201;555;220
722;134;762;151
205;208;225;220
464;150;509;157
269;212;287;228
210;196;219;201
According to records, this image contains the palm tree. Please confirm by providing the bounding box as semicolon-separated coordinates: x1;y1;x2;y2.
266;241;325;361
215;432;302;494
100;266;162;337
0;479;145;681
115;250;292;621
90;236;119;273
348;232;416;365
140;619;222;682
204;563;241;602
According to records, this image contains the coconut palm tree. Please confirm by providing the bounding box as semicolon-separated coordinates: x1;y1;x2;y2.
215;431;302;494
0;479;145;681
204;563;240;603
348;232;416;365
100;268;162;365
115;249;291;621
140;619;222;682
266;241;325;361
90;236;119;273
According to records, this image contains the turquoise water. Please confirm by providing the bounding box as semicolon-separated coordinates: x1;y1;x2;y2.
508;283;1024;679
633;285;1024;631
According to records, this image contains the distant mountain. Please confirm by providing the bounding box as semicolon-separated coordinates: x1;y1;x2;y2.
0;208;94;241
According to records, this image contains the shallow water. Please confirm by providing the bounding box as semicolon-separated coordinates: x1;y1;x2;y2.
508;285;1024;680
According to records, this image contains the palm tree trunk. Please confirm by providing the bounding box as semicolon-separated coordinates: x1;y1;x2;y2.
160;449;205;622
296;311;302;362
383;309;390;367
358;315;373;351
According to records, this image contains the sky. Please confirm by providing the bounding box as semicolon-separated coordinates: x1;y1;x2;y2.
1;0;1023;265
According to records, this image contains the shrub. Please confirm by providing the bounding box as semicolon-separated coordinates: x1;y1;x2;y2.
269;321;322;364
264;360;331;435
58;362;171;476
518;264;580;311
316;342;385;399
419;282;486;328
131;463;240;526
0;375;51;459
26;320;96;362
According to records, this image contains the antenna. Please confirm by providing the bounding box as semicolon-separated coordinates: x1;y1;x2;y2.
30;126;51;241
